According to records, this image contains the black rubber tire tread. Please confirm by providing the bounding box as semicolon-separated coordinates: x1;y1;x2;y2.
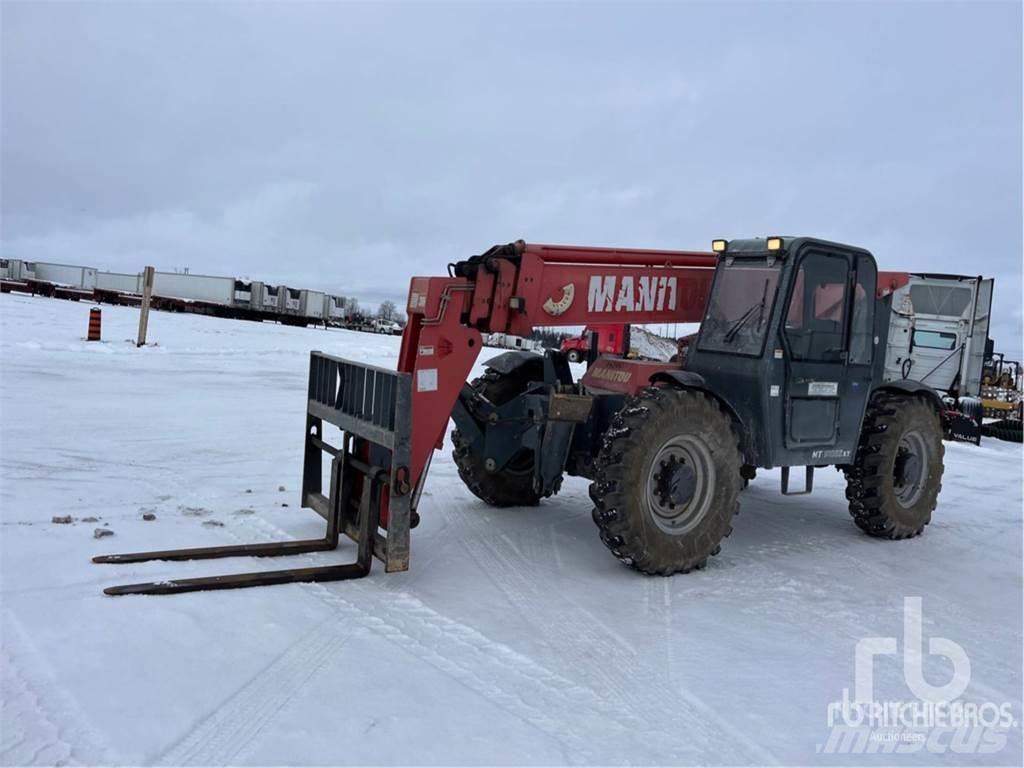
982;419;1023;443
589;387;742;575
844;392;945;539
450;360;547;507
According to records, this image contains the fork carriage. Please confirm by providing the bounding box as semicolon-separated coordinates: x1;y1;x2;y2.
95;352;413;595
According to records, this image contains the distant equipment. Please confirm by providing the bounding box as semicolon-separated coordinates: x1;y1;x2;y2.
2;259;350;328
485;333;544;352
879;273;997;445
882;274;993;397
560;324;629;362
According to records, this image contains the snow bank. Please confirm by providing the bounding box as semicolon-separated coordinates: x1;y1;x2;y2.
629;325;680;360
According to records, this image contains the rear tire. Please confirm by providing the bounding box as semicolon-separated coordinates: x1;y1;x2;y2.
844;393;944;539
451;360;545;507
590;387;741;575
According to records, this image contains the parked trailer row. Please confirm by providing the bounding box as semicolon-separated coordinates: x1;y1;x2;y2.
1;258;349;327
2;258;98;300
228;280;341;324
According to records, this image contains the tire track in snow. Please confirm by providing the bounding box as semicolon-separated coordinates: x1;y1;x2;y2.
146;505;712;765
149;513;588;764
439;498;780;765
156;615;355;766
0;610;105;766
152;514;360;766
749;507;1020;648
313;584;678;764
722;504;1021;706
231;514;744;763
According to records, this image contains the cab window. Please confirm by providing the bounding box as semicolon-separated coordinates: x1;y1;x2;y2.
848;258;876;365
913;330;957;350
785;253;849;361
698;258;782;356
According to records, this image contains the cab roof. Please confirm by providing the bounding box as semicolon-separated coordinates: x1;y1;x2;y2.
721;236;873;259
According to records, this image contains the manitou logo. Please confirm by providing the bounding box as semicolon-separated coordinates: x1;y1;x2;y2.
542;283;575;316
588;275;678;313
588;366;632;384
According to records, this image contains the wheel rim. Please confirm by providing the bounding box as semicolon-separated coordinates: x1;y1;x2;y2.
893;429;928;508
645;435;716;535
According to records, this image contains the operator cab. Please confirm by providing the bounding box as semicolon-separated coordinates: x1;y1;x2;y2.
686;236;880;473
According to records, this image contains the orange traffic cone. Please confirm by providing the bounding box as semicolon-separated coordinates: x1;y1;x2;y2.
87;307;102;341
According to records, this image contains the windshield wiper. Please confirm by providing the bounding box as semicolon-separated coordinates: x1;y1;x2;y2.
723;279;769;344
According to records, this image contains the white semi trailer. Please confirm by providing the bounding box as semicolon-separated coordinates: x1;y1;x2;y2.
260;284;283;312
280;287;301;315
152;271;235;306
97;271;143;294
323;295;347;324
31;262;98;290
298;290;326;322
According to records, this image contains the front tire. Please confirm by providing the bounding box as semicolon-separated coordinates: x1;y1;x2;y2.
590;387;742;575
566;349;581;363
844;393;944;538
451;360;546;507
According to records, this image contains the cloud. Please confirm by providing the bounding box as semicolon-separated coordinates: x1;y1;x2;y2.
1;1;1020;350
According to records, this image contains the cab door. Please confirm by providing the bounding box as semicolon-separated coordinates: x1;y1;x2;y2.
781;249;875;462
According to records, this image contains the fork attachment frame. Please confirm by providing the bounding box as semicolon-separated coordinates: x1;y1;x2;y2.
95;351;413;596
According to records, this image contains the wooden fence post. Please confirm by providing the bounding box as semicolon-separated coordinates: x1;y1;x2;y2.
137;266;155;347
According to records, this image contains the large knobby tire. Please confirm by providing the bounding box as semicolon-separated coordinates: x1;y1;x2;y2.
590;387;742;575
451;360;546;507
844;393;945;539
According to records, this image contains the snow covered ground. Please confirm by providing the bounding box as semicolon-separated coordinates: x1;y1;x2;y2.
1;293;1021;766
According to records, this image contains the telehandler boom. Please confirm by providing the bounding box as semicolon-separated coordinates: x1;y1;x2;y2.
97;237;945;594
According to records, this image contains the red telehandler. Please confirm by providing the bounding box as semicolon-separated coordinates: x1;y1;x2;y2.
97;237;945;595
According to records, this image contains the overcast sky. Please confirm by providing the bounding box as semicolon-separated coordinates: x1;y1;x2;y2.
2;1;1021;348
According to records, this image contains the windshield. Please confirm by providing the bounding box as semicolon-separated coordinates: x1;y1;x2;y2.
698;258;782;355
